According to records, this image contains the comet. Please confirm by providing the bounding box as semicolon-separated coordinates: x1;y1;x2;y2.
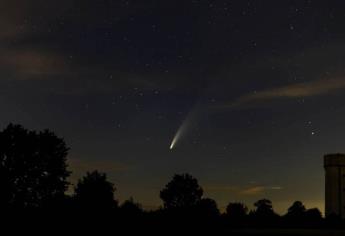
169;131;180;150
170;78;345;150
169;143;174;150
168;101;236;150
169;106;203;150
169;116;190;150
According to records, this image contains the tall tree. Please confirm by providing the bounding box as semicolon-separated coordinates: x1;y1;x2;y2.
253;199;274;216
226;202;248;219
74;170;117;210
120;197;143;216
160;173;203;209
283;201;307;226
0;124;70;208
304;208;322;223
196;198;220;217
286;201;306;218
251;198;279;225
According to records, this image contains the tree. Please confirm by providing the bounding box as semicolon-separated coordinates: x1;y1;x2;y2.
226;202;248;219
304;208;322;225
0;124;70;208
251;199;279;224
120;197;143;216
160;173;203;209
253;199;274;215
285;201;306;219
284;201;307;226
287;201;306;216
196;198;220;217
74;170;117;210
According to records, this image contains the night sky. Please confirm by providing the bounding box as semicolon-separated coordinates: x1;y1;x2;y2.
2;0;345;213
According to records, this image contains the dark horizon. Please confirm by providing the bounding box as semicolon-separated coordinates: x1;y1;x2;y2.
3;0;345;215
0;123;330;222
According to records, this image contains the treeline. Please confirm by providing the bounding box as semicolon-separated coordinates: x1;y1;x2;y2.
0;124;343;231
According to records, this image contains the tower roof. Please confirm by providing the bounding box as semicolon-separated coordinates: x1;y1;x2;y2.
324;153;345;167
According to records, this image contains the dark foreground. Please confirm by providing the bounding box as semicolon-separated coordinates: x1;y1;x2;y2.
228;229;345;236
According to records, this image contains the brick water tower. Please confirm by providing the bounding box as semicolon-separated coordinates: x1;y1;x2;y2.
324;153;345;218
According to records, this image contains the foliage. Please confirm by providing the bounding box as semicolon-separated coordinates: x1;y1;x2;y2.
74;170;117;210
160;173;203;209
0;124;70;208
226;202;248;219
0;123;336;231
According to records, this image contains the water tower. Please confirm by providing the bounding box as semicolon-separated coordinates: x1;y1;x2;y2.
324;153;345;218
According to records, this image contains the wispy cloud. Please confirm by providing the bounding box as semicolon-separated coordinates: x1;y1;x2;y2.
0;47;163;95
240;186;266;195
205;185;283;196
0;49;67;78
240;186;283;196
225;78;345;108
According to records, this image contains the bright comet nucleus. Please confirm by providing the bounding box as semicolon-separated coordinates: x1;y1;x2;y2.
169;142;174;150
169;109;196;150
169;130;180;150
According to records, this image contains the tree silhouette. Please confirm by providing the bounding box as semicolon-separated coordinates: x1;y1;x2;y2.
160;173;203;209
120;197;143;216
0;124;70;208
253;199;274;216
286;201;306;217
196;198;220;217
226;202;248;219
304;208;323;226
284;201;307;227
285;201;306;219
74;170;117;210
250;199;279;226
